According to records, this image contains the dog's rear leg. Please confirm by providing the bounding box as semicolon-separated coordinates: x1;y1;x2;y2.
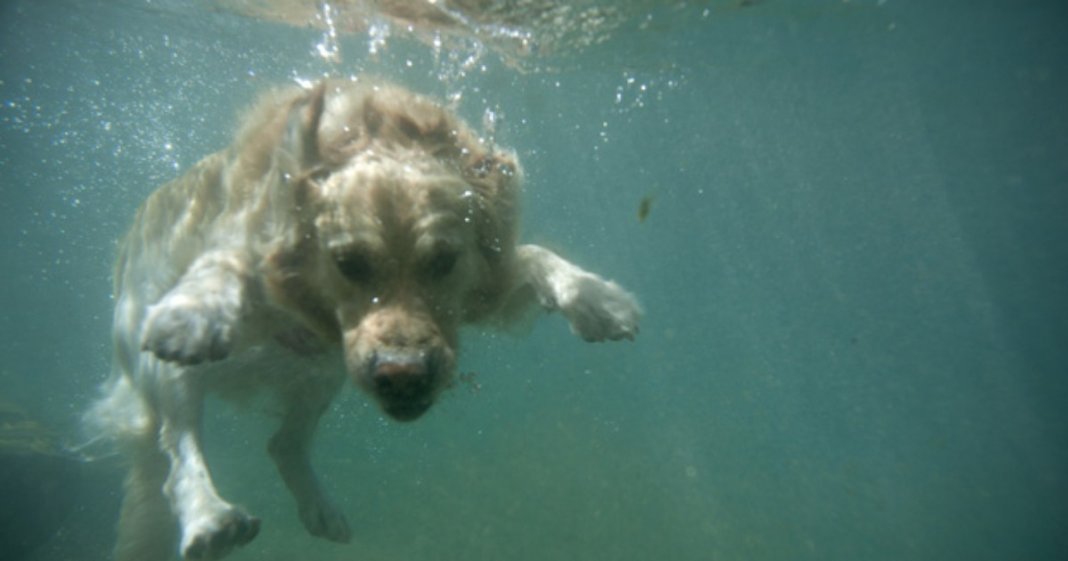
114;431;177;561
268;385;351;544
157;375;260;560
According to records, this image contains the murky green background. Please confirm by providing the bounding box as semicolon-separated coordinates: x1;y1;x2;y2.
1;1;1065;559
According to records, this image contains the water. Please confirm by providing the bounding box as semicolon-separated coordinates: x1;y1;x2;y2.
1;0;1066;559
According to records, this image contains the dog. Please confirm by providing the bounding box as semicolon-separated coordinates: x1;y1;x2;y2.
86;78;640;561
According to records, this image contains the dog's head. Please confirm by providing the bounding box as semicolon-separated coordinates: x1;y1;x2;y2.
262;81;520;421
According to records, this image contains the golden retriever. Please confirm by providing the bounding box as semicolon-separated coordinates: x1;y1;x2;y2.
87;79;640;561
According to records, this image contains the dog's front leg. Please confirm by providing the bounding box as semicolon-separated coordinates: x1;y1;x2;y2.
156;366;261;560
142;250;251;365
514;245;641;342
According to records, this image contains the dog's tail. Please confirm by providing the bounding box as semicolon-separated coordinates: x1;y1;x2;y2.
75;372;154;462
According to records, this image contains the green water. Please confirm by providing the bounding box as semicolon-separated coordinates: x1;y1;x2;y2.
1;1;1066;559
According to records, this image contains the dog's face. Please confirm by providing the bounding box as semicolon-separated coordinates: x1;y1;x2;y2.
320;156;478;420
263;83;519;421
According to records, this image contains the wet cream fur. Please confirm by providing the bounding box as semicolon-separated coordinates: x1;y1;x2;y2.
87;78;640;561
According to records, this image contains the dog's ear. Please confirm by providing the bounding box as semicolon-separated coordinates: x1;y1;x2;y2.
463;149;522;269
273;82;330;212
282;81;328;174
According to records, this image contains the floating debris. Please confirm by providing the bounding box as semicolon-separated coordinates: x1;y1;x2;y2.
456;370;481;394
638;195;654;223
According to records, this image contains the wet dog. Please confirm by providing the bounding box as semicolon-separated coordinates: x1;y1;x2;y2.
87;79;640;560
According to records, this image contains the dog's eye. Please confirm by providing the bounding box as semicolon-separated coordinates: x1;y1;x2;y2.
425;249;459;279
335;252;373;283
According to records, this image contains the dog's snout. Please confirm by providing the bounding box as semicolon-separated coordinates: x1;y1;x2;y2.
374;358;427;379
372;351;429;392
377;329;430;350
345;308;456;422
369;350;438;421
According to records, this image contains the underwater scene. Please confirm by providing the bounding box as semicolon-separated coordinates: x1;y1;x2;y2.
1;0;1066;560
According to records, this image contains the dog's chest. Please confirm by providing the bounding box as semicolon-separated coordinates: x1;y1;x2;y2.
197;339;346;401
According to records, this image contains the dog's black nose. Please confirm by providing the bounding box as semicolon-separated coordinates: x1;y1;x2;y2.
371;350;436;421
373;351;428;389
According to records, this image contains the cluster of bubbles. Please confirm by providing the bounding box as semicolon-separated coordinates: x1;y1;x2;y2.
218;0;637;72
2;0;697;248
235;0;695;156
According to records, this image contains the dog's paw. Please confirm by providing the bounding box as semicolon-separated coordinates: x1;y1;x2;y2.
559;274;641;342
299;495;352;543
142;293;237;364
181;505;260;561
